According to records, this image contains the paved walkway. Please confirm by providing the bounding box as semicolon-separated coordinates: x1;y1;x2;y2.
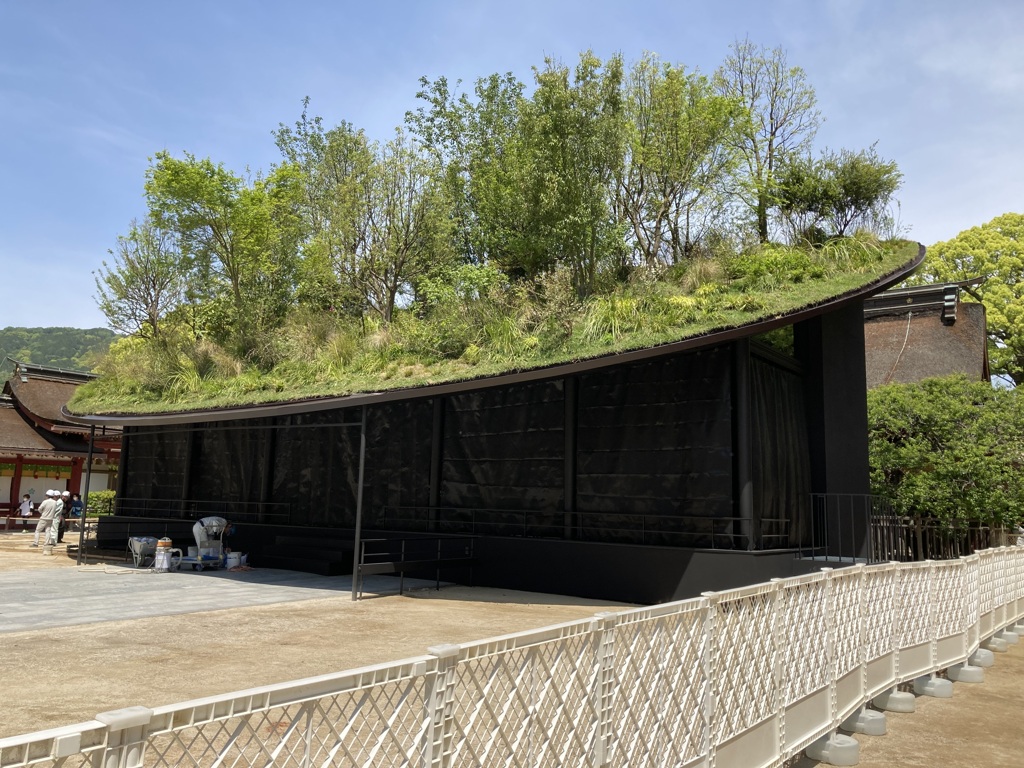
0;565;432;633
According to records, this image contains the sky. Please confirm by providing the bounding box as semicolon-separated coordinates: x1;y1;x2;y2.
2;0;1023;330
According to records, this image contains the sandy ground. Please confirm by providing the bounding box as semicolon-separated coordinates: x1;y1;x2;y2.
3;531;1023;767
0;532;632;738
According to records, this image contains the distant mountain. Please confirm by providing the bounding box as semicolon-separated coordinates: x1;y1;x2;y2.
0;327;117;375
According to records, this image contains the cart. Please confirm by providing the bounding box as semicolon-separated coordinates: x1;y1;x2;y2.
127;536;157;568
179;520;227;571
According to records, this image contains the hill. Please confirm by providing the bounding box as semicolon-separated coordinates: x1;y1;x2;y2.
0;327;116;375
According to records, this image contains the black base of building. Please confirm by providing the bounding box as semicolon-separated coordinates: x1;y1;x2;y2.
98;517;821;604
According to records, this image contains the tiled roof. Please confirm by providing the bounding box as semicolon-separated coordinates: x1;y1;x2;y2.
0;401;62;454
7;375;81;425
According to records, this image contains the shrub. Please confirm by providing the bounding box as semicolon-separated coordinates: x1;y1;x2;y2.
868;375;1024;529
86;489;116;516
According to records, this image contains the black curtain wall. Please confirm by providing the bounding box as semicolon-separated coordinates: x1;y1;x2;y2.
117;340;813;551
750;355;811;547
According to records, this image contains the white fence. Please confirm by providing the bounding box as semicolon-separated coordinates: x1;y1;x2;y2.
3;547;1023;768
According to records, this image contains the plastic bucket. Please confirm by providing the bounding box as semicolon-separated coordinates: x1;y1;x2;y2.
225;552;241;569
187;546;198;558
154;548;172;572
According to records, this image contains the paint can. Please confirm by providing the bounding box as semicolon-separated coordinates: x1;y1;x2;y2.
225;552;242;569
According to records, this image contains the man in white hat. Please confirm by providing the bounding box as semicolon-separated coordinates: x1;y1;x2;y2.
32;491;59;547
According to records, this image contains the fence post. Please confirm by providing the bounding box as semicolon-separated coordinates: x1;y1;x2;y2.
820;568;837;726
94;706;153;768
592;611;617;767
700;592;719;768
769;579;785;762
424;645;460;768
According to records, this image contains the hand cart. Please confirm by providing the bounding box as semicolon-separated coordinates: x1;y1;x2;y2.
179;519;227;571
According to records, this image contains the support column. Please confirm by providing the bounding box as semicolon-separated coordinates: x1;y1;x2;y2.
95;706;153;768
69;457;83;495
429;396;445;531
11;454;23;507
259;425;276;523
732;340;756;550
116;428;130;504
795;304;871;560
180;427;196;516
350;407;368;602
564;376;578;540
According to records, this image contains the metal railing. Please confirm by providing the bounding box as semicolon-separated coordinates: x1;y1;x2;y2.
869;514;1019;562
3;545;1022;767
798;493;894;563
114;498;293;526
355;536;476;599
383;505;794;550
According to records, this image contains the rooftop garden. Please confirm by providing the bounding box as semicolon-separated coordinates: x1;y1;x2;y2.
71;43;909;416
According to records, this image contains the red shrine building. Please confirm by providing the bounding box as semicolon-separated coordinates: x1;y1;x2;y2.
1;360;120;514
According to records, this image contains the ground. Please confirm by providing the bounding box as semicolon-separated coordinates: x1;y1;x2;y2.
2;531;1022;766
0;531;632;738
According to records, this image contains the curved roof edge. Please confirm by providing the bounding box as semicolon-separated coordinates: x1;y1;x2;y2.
64;244;925;427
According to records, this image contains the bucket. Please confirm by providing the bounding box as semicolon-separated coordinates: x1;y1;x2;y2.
187;546;198;558
154;548;172;572
225;552;241;569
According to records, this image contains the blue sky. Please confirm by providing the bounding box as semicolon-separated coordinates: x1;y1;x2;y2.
2;0;1022;329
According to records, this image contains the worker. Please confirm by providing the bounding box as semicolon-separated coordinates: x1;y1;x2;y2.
192;516;229;552
31;491;58;547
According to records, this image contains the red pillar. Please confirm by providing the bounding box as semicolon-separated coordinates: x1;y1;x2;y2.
11;454;23;508
70;457;83;495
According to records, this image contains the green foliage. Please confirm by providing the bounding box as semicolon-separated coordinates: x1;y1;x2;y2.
868;375;1024;528
716;38;821;242
144;151;304;365
727;244;817;288
776;145;902;241
86;489;116;516
93;219;186;339
73;241;916;414
0;327;117;374
79;44;913;414
912;212;1024;384
621;54;742;266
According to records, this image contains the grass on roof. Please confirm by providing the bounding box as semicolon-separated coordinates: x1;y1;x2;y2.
68;238;919;416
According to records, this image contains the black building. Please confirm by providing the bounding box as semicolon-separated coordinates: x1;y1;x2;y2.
70;249;923;604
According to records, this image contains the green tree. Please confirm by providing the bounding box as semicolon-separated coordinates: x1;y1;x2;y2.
275;107;376;313
93;219;186;339
406;72;530;270
522;51;627;295
913;213;1024;383
357;130;454;323
716;38;821;243
619;54;741;266
776;145;902;242
144;152;304;360
868;375;1024;528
